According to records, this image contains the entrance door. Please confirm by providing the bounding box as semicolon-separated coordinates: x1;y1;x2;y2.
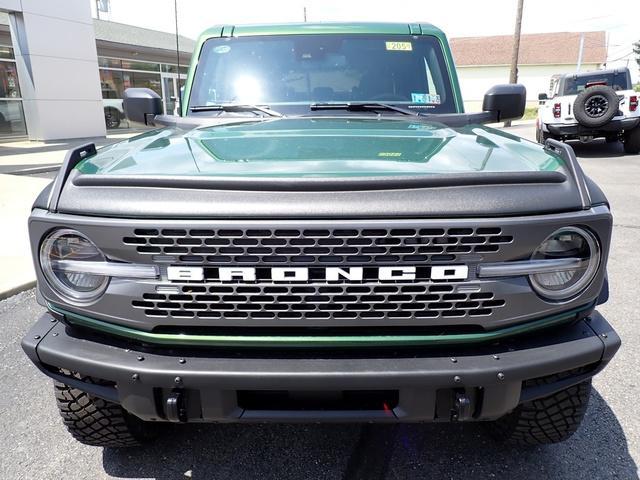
161;73;187;115
161;75;177;115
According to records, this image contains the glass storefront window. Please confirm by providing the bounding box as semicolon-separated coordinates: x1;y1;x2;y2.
99;67;162;129
120;59;160;72
98;56;160;72
0;100;27;136
97;56;188;129
0;62;21;98
162;64;189;75
0;46;14;60
98;57;123;69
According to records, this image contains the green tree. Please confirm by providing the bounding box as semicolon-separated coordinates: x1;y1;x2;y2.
635;40;640;67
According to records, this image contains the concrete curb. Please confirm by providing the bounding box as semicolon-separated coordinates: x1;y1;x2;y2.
0;280;36;301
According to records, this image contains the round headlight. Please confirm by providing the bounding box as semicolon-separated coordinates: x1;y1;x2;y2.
40;229;109;302
529;227;600;301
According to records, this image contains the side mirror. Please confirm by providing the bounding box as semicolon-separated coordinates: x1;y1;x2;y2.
123;88;163;125
538;92;548;101
482;84;526;122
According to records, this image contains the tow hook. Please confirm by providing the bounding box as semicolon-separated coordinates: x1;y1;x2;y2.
451;392;472;421
166;391;187;422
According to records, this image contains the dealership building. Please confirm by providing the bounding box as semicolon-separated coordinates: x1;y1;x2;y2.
0;0;193;140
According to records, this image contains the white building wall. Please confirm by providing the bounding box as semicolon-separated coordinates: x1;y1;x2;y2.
0;0;105;140
458;63;602;111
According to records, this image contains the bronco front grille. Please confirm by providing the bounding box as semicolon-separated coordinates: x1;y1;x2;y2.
123;227;513;265
132;284;506;321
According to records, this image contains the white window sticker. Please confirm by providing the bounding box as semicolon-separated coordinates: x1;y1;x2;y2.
385;41;413;51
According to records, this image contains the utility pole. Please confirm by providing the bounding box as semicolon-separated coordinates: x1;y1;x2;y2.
505;0;524;127
576;32;585;72
303;6;307;22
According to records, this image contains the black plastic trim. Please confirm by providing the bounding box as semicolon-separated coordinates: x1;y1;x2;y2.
547;117;640;136
32;181;53;210
544;139;591;209
48;143;97;213
73;171;566;192
22;311;620;422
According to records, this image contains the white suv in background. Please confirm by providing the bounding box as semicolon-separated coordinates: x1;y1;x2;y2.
537;68;640;153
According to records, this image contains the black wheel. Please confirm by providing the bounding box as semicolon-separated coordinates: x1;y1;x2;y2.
486;374;591;445
573;86;619;128
623;127;640;154
54;374;158;447
104;107;121;129
536;123;551;144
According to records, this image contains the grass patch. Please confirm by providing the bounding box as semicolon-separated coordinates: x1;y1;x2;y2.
522;106;538;120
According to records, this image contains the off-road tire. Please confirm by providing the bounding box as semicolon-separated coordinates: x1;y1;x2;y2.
573;85;619;128
54;375;158;447
535;124;551;144
623;127;640;154
486;375;591;445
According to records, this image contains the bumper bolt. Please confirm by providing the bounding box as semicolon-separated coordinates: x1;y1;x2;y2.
174;376;183;384
137;355;144;361
453;375;461;383
497;372;505;381
50;318;56;323
450;357;457;363
131;373;139;381
52;332;58;337
33;335;41;340
601;333;608;338
179;358;186;364
493;354;500;360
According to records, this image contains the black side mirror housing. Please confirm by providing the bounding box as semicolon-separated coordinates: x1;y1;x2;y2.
538;92;548;101
482;84;526;122
123;88;163;125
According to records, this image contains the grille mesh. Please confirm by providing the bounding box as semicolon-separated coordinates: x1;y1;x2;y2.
123;227;513;265
133;284;506;321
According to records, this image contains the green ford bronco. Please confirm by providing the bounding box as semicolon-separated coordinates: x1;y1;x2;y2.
23;23;619;447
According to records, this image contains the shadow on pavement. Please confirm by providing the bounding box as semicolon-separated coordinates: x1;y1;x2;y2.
102;389;637;480
569;138;626;158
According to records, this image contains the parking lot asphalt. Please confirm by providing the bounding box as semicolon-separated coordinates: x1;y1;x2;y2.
1;124;639;480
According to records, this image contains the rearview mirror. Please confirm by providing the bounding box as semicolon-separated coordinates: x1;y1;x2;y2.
538;92;548;101
123;88;163;125
482;84;526;122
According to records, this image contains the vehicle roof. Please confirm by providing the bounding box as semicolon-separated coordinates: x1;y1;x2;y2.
197;22;445;40
554;67;630;80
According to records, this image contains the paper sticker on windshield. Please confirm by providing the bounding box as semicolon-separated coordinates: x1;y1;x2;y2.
385;41;412;51
412;93;441;104
213;45;231;54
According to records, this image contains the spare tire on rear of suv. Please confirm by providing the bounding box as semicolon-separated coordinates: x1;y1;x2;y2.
573;85;619;128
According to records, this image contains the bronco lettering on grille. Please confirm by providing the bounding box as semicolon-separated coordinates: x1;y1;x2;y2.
166;265;469;282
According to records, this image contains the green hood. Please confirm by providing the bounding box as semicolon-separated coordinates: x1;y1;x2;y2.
77;118;563;177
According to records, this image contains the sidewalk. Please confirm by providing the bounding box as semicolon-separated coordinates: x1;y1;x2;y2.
0;173;50;299
0;131;140;299
0;131;141;174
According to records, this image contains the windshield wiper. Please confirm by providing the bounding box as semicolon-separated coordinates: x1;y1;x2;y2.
190;104;284;117
309;102;419;116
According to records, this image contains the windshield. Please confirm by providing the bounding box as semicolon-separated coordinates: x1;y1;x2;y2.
562;72;631;95
188;34;456;114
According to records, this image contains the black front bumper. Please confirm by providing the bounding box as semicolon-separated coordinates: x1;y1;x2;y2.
22;311;620;423
547;117;640;136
